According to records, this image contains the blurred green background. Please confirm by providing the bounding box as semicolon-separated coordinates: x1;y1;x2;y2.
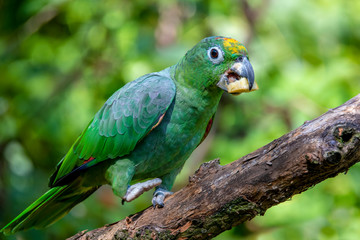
0;0;359;239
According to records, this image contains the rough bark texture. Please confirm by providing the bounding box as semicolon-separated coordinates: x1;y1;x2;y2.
69;94;360;240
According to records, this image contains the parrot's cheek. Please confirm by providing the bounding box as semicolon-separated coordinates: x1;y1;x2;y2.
217;57;259;95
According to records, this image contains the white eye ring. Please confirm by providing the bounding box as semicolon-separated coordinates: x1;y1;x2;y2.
207;46;224;64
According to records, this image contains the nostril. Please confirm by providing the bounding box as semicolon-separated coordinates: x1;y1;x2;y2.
236;56;244;62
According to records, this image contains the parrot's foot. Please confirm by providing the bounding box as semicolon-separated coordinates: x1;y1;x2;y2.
122;178;162;203
152;188;173;208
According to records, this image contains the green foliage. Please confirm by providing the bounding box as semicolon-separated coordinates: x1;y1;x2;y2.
0;0;359;239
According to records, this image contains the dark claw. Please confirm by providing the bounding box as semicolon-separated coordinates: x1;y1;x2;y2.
122;184;130;205
152;202;164;209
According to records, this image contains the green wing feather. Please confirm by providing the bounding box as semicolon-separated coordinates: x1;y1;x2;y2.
50;72;176;186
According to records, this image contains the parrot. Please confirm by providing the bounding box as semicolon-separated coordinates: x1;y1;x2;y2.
1;36;258;235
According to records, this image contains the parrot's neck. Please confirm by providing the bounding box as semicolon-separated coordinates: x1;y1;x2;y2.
170;64;224;112
166;65;223;125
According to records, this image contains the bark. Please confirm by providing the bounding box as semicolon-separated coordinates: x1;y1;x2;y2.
69;94;360;240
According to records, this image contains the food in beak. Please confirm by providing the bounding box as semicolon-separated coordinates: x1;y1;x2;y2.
227;76;259;95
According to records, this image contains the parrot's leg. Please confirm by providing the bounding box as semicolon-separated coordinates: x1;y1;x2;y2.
152;167;181;208
105;159;135;198
123;178;162;203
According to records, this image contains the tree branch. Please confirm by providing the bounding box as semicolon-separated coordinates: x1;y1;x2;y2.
69;94;360;240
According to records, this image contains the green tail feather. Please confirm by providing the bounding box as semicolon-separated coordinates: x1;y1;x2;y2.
1;181;98;235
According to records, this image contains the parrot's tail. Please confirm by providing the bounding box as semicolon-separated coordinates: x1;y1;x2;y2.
1;181;98;235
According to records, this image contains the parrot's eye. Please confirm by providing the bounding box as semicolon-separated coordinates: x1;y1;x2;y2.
210;49;219;58
207;46;224;64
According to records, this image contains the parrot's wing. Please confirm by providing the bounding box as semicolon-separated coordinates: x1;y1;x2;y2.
50;72;176;186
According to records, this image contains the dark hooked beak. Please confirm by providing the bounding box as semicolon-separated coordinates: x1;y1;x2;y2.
217;56;258;95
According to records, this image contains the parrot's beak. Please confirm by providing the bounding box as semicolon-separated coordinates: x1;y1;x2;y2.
217;57;258;95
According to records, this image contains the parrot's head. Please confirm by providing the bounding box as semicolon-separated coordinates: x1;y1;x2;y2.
178;36;258;95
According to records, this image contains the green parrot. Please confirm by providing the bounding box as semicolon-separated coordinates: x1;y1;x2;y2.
1;36;258;235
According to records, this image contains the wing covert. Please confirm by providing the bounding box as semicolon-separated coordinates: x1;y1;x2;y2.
52;72;176;184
